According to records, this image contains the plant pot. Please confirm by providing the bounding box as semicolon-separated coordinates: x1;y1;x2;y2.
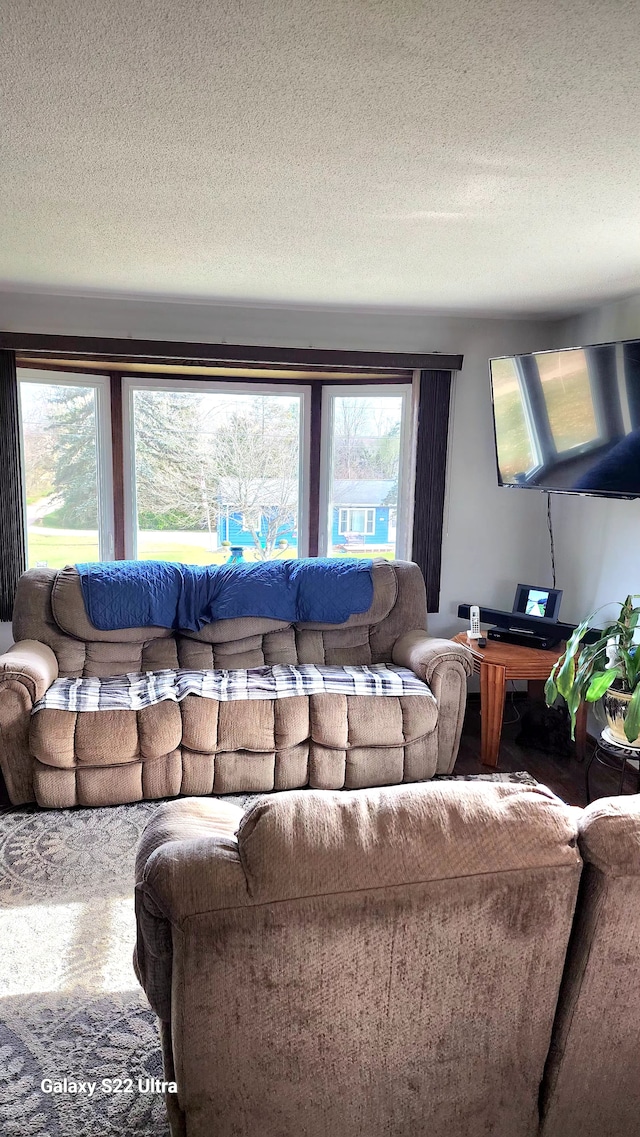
602;688;640;746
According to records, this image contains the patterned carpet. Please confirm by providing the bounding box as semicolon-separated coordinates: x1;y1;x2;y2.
0;774;534;1135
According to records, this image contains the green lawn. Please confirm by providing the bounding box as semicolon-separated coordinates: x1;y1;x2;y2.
27;528;394;569
28;530;101;568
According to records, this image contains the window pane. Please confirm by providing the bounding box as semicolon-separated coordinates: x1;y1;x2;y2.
490;357;536;478
327;394;405;559
19;381;101;569
131;389;301;562
537;349;599;452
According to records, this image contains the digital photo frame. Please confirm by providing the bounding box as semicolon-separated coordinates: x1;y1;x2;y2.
512;583;563;622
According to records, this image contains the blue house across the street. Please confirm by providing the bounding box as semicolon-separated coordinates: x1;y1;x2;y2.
216;477;397;551
330;480;397;549
217;478;297;549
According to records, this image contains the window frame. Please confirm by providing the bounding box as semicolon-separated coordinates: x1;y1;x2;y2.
318;383;415;559
17;368;115;565
538;348;603;462
121;374;311;560
9;350;452;613
338;507;376;536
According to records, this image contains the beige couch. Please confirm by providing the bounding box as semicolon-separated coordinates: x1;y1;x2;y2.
134;781;583;1137
0;560;472;808
540;795;640;1137
136;783;640;1137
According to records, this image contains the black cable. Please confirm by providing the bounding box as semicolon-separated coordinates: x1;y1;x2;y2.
546;492;556;589
502;681;522;725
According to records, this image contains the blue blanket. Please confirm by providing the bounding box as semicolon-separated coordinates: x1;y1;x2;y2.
75;559;374;632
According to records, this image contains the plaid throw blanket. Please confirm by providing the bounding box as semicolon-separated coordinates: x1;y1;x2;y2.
32;664;434;714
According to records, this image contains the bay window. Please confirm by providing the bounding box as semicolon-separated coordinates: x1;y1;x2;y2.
3;343;456;615
17;370;416;569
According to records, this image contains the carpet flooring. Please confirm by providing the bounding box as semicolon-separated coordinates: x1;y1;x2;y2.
0;775;535;1135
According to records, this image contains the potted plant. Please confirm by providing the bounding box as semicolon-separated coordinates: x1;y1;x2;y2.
545;594;640;745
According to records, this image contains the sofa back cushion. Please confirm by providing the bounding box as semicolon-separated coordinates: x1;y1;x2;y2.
237;780;579;902
540;795;640;1137
141;782;581;1137
13;559;427;677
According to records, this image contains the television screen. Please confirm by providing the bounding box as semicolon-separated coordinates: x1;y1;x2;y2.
489;338;640;497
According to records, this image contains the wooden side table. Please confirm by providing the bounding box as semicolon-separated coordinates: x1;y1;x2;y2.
452;632;587;767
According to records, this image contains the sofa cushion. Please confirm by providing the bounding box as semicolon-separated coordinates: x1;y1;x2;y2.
31;689;435;771
51;568;171;643
237;781;580;903
33;664;433;713
298;558;397;629
576;794;640;876
31;708;140;767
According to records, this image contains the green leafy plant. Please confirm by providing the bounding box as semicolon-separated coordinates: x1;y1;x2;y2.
545;594;640;743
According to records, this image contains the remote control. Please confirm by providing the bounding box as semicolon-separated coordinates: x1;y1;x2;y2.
468;605;481;639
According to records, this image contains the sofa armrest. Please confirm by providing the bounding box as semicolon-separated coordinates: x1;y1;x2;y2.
392;630;474;683
134;798;246;1021
393;631;473;775
0;640;59;703
0;641;59;804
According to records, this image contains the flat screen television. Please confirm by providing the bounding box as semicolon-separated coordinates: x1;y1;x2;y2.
489;338;640;497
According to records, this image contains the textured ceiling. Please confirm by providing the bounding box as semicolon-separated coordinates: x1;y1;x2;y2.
2;0;640;314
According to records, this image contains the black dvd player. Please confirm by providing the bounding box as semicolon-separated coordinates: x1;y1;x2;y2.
487;628;562;650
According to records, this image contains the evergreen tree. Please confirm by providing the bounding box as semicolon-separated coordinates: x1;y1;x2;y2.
133;390;205;527
47;386;99;527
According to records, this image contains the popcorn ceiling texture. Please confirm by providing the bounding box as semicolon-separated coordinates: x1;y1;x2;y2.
2;0;640;313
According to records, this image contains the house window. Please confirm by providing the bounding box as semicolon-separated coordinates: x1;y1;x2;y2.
338;508;375;536
124;379;308;562
320;386;413;559
18;371;113;569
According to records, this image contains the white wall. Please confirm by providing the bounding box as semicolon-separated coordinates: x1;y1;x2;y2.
0;290;567;646
547;293;640;627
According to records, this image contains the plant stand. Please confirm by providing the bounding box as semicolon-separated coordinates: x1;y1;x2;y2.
585;731;640;804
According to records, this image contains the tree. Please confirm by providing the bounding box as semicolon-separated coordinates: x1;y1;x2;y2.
133;390;205;529
205;398;299;559
333;398;370;479
332;399;401;482
36;387;300;559
47;385;99;527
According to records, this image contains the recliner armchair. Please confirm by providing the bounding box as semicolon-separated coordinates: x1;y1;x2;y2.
134;780;582;1137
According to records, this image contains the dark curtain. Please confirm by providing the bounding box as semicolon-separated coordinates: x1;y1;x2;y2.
0;350;26;621
411;369;453;613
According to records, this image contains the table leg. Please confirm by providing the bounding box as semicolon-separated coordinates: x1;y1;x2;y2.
480;662;507;767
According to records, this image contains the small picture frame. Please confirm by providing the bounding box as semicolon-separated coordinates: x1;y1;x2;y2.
512;583;563;622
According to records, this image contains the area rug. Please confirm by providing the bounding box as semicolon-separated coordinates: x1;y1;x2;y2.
0;774;535;1135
